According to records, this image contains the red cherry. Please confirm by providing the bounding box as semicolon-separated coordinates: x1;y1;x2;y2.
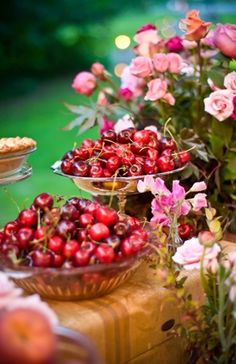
121;151;135;166
62;151;73;160
84;202;99;215
160;137;177;151
106;156;121;173
79;213;94;228
77;229;88;242
72;147;89;160
146;148;159;161
66;197;81;208
132;228;148;241
100;145;116;159
73;249;91;267
120;238;134;257
101;129;117;143
133;130;150;144
161;148;172;157
126;216;140;229
63;240;80;259
117;128;135;144
143;159;158;174
104;235;121;249
89;165;104;178
48;236;64;254
103;168;113;177
81;241;96;255
147;138;160;149
178;151;190;165
135;156;145;165
71;161;89;176
94;139;103;152
34;226;47;241
113;221;130;237
128;234;145;252
43;207;60;226
128;164;143;177
51;254;65;267
17;227;34;249
89;159;103;168
33;193;54;211
4;221;19;238
95;206;118;226
89;223;110;241
178;223;191;240
0;232;4;245
81;139;95;149
157;156;175;172
131;141;147;155
77;198;91;212
56;220;76;238
18;209;37;227
32;250;52;267
95;244;115;264
61;204;79;221
61;159;73;174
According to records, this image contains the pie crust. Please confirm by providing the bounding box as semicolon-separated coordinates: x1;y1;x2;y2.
0;137;36;155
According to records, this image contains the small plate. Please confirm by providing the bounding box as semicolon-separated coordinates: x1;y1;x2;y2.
0;163;32;185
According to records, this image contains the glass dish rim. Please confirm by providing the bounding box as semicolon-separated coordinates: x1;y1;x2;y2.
0;147;37;160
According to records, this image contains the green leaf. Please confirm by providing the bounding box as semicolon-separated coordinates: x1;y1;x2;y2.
221;158;236;181
211;119;233;148
62;115;88;130
180;128;210;162
64;103;90;114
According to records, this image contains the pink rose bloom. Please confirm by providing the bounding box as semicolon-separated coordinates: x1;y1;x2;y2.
163;92;176;106
72;71;96;96
91;62;105;79
191;193;207;212
224;72;236;93
134;24;160;45
172;237;221;270
121;66;144;97
152;53;169;73
182;39;198;49
231;96;236;120
213;24;236;59
118;88;133;102
0;273;22;309
144;78;168;101
130;56;153;78
165;36;183;52
99;117;114;136
190;181;207;192
167;53;183;73
204;89;235;121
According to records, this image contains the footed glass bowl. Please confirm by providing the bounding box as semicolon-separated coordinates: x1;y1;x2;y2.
0;147;36;177
0;247;149;301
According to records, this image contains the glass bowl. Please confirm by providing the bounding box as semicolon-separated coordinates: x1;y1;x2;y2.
0;163;32;186
0;147;36;178
54;326;102;364
0;246;150;301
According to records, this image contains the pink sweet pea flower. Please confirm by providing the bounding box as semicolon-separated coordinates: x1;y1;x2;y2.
172;237;221;270
204;89;235;121
118;88;133;102
162;92;176;106
224;72;236;93
130;56;153;78
167;53;183;73
191;193;207;212
144;78;168;101
190;181;207;192
99;117;114;136
137;175;156;193
72;71;96;96
152;53;169;73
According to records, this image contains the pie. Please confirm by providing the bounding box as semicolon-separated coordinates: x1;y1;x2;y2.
0;137;36;155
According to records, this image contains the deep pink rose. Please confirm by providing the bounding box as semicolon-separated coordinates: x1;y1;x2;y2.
204;89;235;121
99;117;114;136
72;72;96;96
118;88;133;102
144;78;168;101
152;53;169;73
165;36;183;52
91;62;106;79
167;53;183;73
213;24;236;59
231;96;236;120
134;24;160;45
130;56;153;78
224;72;236;93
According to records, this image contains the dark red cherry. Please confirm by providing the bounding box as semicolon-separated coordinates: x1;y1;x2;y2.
131;141;147;155
178;151;190;165
89;165;104;178
61;203;79;221
32;250;52;267
104;235;121;249
161;148;172;157
63;240;80;259
81;139;95;149
106;156;121;173
128;164;143;176
143;159;158;174
79;213;94;228
178;223;191;240
160;137;177;151
18;209;37;227
117;128;135;144
51;254;65;267
0;232;4;245
62;151;73;160
101;129;117;143
100;145;116;159
48;236;64;254
95;244;115;264
84;202;99;215
17;227;34;249
71;161;89;176
146;148;159;161
89;223;110;241
95;206;118;226
94;139;103;152
77;229;88;242
72;147;89;160
4;221;19;238
133;130;150;144
61;159;73;174
33;193;54;211
121;151;135;166
34;226;49;241
113;221;130;237
73;249;91;267
77;198;91;212
56;220;76;238
157;156;175;172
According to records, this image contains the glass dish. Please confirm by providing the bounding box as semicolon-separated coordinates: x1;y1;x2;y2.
54;326;102;364
0;147;36;177
0;163;32;185
0;246;150;301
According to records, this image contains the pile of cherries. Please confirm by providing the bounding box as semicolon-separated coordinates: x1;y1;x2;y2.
0;193;148;268
60;128;190;178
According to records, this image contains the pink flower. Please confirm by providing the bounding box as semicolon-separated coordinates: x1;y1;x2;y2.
118;88;133;102
167;53;183;74
182;39;197;49
152;54;169;73
224;72;236;93
91;62;106;79
0;273;22;309
190;181;207;192
130;56;153;78
99;117;114;136
114;114;135;134
151;199;169;226
204;89;235;121
191;193;207;212
179;10;211;41
97;91;108;106
72;71;96;96
137;175;156;193
213;24;236;59
134;24;160;45
144;78;168;101
172;237;221;270
162;92;176;106
121;66;144;97
165;36;183;53
231;96;236;120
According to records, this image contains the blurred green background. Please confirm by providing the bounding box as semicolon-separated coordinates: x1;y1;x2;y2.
1;0;236;226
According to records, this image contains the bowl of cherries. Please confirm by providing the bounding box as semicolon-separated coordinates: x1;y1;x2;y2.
0;193;150;300
52;128;190;197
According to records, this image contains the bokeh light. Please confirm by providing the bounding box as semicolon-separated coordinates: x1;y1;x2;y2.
115;35;131;49
114;63;127;77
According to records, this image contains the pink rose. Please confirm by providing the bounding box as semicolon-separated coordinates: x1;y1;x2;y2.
144;78;168;101
130;56;153;78
121;66;144;97
167;53;183;73
165;36;183;52
72;71;96;96
152;53;169;73
134;24;160;44
231;96;236;120
97;91;108;106
91;62;106;80
179;10;211;41
182;39;197;49
118;88;133;102
162;92;175;106
213;24;236;59
190;193;207;212
99;117;114;136
172;237;221;270
204;89;235;121
224;72;236;93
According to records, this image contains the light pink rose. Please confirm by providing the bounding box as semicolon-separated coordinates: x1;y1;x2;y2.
130;56;153;78
213;24;236;59
152;53;169;73
204;89;235;121
182;39;197;49
172;237;221;270
121;66;144;97
167;53;183;73
91;62;105;79
163;92;176;105
134;24;160;45
72;71;96;96
144;78;168;101
190;181;207;192
191;193;207;212
224;72;236;93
